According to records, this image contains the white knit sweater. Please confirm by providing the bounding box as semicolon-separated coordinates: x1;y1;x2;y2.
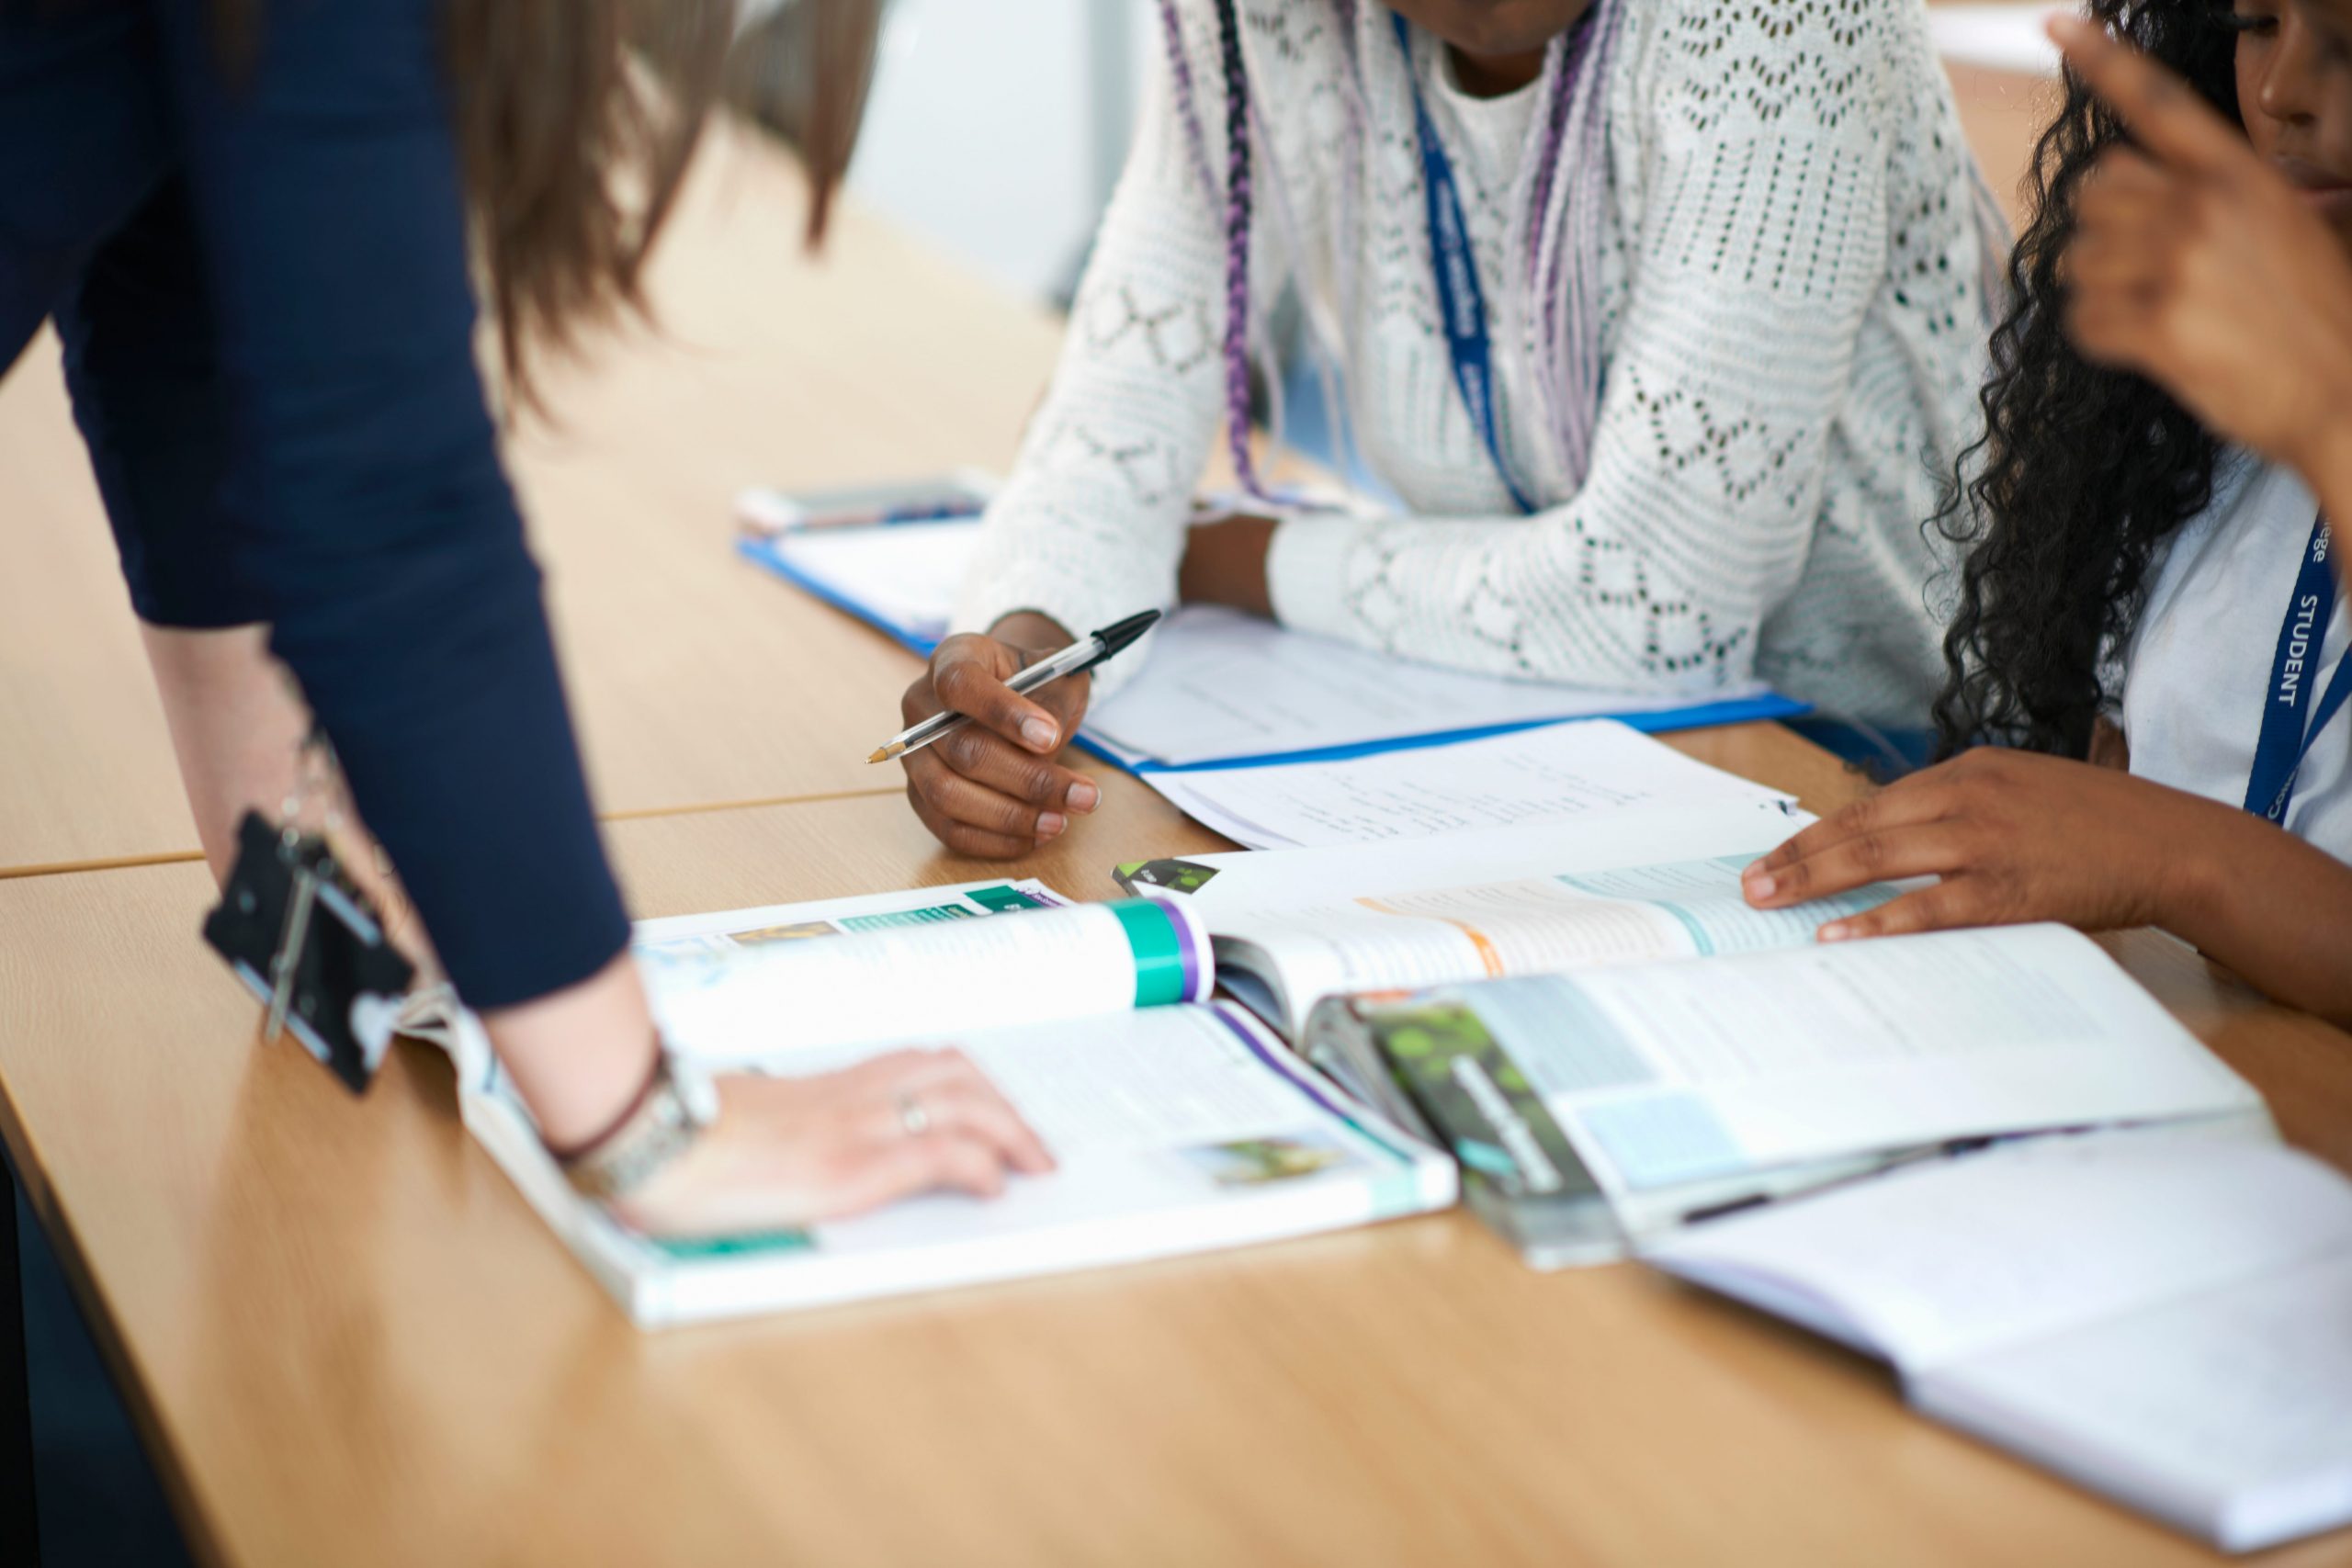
954;0;1999;726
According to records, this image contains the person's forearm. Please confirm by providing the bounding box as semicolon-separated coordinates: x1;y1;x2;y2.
482;951;662;1147
2156;805;2352;1026
1177;516;1275;617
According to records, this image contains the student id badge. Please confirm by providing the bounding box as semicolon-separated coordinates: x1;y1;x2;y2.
202;728;413;1094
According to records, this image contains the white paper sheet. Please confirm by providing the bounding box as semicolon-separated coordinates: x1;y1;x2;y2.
1086;607;1778;767
1655;1137;2349;1370
1145;719;1792;848
1174;799;1812;916
1919;1254;2352;1553
760;516;975;646
1653;1137;2352;1551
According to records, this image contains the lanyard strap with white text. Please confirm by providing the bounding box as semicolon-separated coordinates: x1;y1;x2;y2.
1393;13;1539;517
2245;511;2351;824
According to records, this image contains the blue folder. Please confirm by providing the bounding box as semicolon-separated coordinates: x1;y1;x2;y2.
739;534;1810;775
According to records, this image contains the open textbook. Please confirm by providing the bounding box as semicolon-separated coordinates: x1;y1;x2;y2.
413;881;1453;1326
1138;799;1838;1035
735;506;1803;771
1652;1137;2352;1552
1301;925;2269;1265
1120;805;2267;1263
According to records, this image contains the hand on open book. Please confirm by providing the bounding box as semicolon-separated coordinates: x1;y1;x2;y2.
1738;749;2213;942
1749;749;2352;1024
901;613;1101;860
611;1048;1057;1239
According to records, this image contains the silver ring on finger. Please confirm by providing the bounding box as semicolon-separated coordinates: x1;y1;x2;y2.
897;1090;931;1139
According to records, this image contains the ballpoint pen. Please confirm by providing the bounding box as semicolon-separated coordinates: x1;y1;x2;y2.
866;609;1162;764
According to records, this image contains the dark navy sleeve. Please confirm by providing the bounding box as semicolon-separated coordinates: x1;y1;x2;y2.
151;0;629;1009
0;0;172;367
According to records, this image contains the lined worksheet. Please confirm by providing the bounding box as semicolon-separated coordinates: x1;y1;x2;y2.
1148;720;1790;848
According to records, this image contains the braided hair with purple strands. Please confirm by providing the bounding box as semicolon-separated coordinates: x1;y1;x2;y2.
1210;0;1266;499
1155;0;1623;507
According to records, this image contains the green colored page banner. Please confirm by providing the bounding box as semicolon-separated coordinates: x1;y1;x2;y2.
1106;898;1210;1008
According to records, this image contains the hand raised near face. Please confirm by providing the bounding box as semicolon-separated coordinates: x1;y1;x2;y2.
2053;15;2352;486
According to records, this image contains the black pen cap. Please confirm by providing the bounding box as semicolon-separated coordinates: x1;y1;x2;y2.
1090;609;1163;660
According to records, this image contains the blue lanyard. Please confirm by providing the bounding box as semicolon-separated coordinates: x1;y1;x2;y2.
1392;14;1538;516
2244;512;2351;824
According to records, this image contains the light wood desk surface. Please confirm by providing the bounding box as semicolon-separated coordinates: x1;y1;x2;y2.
3;726;2349;1568
0;130;1052;876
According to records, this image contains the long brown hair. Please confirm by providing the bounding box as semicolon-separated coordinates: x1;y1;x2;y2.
205;0;882;400
446;0;884;400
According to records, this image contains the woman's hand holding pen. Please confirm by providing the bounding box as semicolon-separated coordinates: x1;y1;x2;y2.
901;613;1102;859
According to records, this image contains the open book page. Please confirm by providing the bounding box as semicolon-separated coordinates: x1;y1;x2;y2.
732;1003;1447;1253
1159;805;1866;1033
1651;1138;2347;1371
1142;720;1792;849
642;895;1211;1066
1392;926;2264;1205
1169;800;1809;913
633;877;1069;952
1914;1252;2352;1553
1085;607;1781;767
459;1003;1455;1324
1225;856;1902;1035
420;880;1073;1095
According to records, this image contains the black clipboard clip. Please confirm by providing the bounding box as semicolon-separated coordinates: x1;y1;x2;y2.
201;733;414;1094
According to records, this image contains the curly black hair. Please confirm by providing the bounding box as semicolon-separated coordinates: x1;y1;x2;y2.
1932;0;2247;759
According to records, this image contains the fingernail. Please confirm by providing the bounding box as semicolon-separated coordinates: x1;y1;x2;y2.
1022;717;1058;750
1067;778;1099;812
1819;921;1850;943
1037;812;1068;839
1747;872;1776;900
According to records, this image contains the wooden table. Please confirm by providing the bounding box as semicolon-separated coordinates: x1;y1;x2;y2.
3;729;2350;1568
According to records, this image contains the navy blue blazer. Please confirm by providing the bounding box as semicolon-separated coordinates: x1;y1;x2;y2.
0;0;628;1009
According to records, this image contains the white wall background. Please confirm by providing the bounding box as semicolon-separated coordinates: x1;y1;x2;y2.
845;0;1154;306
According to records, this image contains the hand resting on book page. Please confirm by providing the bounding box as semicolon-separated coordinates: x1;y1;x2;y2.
1741;748;2352;1024
901;613;1102;859
612;1049;1056;1240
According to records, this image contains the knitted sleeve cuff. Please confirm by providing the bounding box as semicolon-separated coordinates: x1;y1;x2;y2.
1266;512;1374;642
